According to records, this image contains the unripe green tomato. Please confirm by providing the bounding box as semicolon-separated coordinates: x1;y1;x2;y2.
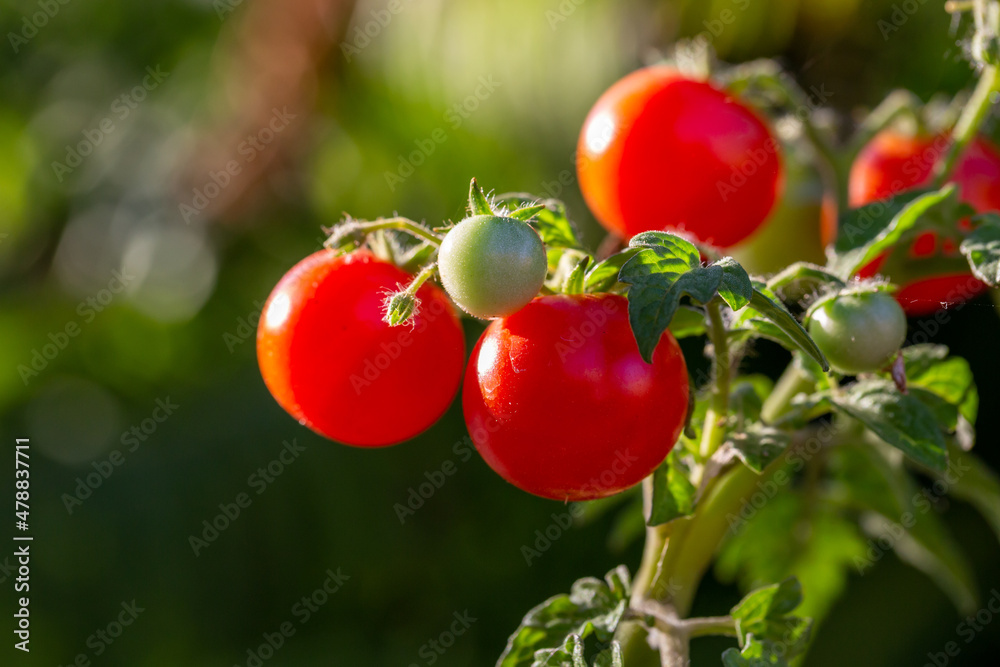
437;215;547;319
807;292;907;375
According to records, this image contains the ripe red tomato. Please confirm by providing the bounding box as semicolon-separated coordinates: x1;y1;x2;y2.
463;294;689;501
577;66;782;248
846;130;997;316
257;250;465;447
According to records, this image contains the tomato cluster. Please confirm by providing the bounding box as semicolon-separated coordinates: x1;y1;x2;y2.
841;130;999;316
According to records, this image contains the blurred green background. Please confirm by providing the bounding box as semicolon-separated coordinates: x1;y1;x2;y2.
2;0;999;665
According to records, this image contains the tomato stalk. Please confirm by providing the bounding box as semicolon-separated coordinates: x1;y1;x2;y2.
699;298;732;462
325;216;443;249
934;64;1000;185
621;360;821;665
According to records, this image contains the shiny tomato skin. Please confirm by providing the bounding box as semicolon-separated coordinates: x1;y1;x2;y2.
847;131;997;314
577;66;782;248
257;250;465;447
463;294;689;501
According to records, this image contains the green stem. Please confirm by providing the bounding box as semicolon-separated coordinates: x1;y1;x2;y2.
934;63;1000;185
700;299;731;461
327;217;443;249
403;262;437;295
761;360;817;424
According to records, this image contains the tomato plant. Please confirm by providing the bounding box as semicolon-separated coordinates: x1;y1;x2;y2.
257;249;465;446
463;294;689;501
576;65;782;248
255;4;1000;666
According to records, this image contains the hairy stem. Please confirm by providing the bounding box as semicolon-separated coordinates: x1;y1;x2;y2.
700;299;731;462
327;217;443;248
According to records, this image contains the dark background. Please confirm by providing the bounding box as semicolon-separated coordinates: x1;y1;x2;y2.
1;0;998;665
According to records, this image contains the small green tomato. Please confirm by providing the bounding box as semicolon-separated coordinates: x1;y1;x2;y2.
437;215;547;318
807;291;907;375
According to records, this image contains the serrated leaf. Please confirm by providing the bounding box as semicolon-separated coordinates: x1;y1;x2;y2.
469;178;493;215
744;288;829;371
584;248;641;293
906;354;978;425
648;451;696;526
722;636;786;667
497;567;631;667
829;379;947;471
726;425;790;474
831;186;956;277
731;578;803;629
716;257;754;310
961;214;1000;286
620;238;722;363
496;193;581;249
563;256;591;295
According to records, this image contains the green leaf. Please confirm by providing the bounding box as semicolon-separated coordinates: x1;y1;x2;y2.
648;450;696;526
530;635;624;667
668;306;708;339
563;256;591;295
905;353;978;425
620;235;721;363
584;248;640;293
721;636;787;667
497;567;631;667
469;178;493;216
830;186;956;278
716;257;754;311
728;375;773;423
509;204;547;222
495;193;581;249
726;425;790;474
744;287;829;371
829;379;947;471
731;578;802;629
961;214;1000;286
900;344;949;376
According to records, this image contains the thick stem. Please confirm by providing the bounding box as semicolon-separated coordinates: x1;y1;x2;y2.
934;64;1000;185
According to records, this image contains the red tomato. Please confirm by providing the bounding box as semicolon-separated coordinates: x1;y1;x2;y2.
846;130;997;315
257;250;465;447
463;294;689;501
577;66;782;248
